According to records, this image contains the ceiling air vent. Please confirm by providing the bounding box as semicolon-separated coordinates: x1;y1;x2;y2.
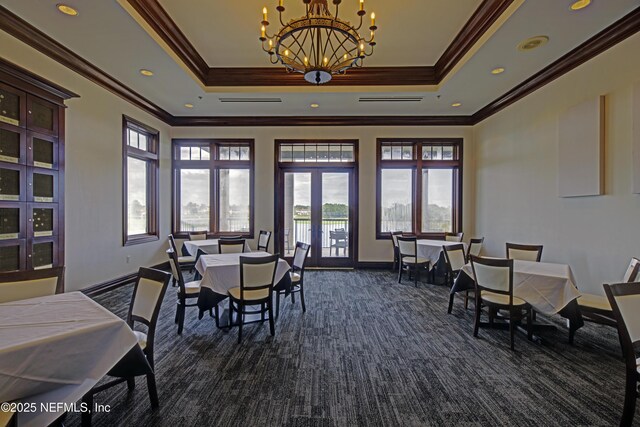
219;97;282;103
358;96;424;103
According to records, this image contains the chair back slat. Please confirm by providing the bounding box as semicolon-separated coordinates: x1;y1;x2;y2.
468;237;484;258
622;257;640;283
397;237;417;257
219;239;246;254
292;242;311;270
166;248;187;296
470;256;513;296
242;260;278;290
506;243;543;262
130;268;171;325
257;230;272;251
605;282;640;350
445;232;464;242
443;244;466;272
189;231;208;241
0;267;64;303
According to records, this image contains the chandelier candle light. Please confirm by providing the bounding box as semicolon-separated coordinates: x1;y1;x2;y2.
259;0;378;85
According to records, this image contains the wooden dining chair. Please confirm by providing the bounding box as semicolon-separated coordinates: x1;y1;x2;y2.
506;242;543;262
467;237;484;262
443;244;471;309
228;255;279;343
167;248;216;333
0;267;65;304
168;234;196;271
603;281;640;427
470;256;533;350
397;236;430;287
189;231;208;240
82;267;170;426
579;257;640;327
218;239;246;254
276;241;310;318
445;232;464;242
390;231;402;272
257;230;272;251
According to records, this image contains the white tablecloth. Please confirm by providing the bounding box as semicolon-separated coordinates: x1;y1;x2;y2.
461;260;581;315
195;252;290;295
417;239;468;267
0;292;138;427
183;239;252;256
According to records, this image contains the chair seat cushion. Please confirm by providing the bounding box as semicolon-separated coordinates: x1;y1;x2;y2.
402;256;429;265
228;287;269;301
133;331;147;350
578;293;611;311
481;291;527;306
181;280;201;295
290;272;301;283
178;255;196;264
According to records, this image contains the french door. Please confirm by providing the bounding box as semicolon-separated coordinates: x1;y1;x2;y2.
275;141;358;268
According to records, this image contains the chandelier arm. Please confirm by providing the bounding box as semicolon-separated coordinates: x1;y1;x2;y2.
321;27;334;63
279;10;286;27
334;3;339;20
354;14;364;31
289;29;312;62
327;33;351;68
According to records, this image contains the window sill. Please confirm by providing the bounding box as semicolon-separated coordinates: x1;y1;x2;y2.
124;234;159;246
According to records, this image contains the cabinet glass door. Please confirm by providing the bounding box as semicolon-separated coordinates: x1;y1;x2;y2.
30;238;57;270
0;83;26;128
29;204;56;238
29;132;57;169
0;125;25;164
27;95;58;135
30;170;57;202
0;240;25;271
0;203;24;240
0;164;25;201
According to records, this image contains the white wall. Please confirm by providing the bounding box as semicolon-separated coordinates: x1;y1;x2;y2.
0;32;172;291
473;33;640;294
172;126;475;263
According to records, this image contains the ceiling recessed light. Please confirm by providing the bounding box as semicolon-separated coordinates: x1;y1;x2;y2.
184;103;194;109
518;35;549;51
491;67;505;75
570;0;591;10
451;102;462;108
56;4;78;16
139;69;154;77
310;103;320;108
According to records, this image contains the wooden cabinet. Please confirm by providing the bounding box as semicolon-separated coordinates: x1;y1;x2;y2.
0;61;74;272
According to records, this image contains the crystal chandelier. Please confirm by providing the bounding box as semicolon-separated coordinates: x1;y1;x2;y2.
259;0;377;85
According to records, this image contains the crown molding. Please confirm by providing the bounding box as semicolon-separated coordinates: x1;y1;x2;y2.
0;5;173;123
471;6;640;124
1;5;639;127
125;0;515;87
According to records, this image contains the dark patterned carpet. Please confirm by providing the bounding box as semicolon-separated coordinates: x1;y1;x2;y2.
66;270;635;426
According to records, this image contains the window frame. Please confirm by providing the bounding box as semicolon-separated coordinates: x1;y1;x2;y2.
122;115;160;246
376;138;463;239
171;139;255;239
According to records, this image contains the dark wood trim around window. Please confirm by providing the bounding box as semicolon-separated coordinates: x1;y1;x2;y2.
122;115;160;246
171;139;255;239
376;138;463;240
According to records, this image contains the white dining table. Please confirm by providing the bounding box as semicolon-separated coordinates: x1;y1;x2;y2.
459;260;581;315
0;292;139;427
183;239;252;256
195;252;290;295
417;239;468;268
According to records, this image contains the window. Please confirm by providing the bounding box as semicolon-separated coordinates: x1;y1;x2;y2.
123;116;159;245
376;139;462;238
279;142;355;163
172;139;254;237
